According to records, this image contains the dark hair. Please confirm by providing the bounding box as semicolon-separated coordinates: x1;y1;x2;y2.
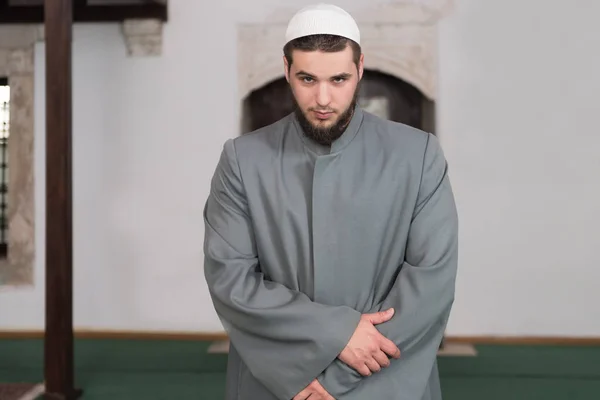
283;34;361;71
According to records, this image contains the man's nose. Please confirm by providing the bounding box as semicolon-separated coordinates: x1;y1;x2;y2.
315;84;331;107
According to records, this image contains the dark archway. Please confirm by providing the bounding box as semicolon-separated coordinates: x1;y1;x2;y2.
241;70;435;134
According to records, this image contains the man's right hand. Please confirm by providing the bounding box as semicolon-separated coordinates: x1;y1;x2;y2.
338;308;401;376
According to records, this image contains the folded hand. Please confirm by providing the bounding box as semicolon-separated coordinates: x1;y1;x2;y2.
293;379;335;400
338;308;401;376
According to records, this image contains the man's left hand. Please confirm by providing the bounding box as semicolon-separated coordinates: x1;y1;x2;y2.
293;379;335;400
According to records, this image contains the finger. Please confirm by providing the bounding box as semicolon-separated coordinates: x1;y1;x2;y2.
364;308;394;324
373;350;391;368
318;389;335;400
378;336;401;359
365;358;382;373
354;361;372;376
313;393;334;400
313;383;335;400
292;388;311;400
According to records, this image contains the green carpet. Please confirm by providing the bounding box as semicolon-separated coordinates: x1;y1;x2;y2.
1;339;599;399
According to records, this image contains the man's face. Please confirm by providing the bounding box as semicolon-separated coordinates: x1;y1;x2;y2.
285;45;364;145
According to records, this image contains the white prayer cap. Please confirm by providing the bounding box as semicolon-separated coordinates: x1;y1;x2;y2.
285;3;360;46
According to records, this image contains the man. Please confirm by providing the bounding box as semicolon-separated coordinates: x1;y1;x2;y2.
203;4;458;400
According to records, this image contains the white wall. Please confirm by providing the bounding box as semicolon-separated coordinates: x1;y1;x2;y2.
437;0;600;336
0;0;599;337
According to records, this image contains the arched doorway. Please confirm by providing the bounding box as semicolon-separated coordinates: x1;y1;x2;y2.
241;70;435;134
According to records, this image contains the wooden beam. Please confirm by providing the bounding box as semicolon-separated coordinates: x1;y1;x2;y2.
43;0;81;399
0;1;167;24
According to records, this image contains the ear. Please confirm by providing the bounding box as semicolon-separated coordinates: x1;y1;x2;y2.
283;56;290;82
358;53;364;81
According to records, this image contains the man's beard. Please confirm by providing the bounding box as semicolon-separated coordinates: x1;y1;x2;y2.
293;84;360;146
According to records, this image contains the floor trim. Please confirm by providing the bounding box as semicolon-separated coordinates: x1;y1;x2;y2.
447;336;600;346
0;330;228;341
1;330;599;345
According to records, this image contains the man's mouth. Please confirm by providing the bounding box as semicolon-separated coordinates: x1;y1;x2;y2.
313;111;333;120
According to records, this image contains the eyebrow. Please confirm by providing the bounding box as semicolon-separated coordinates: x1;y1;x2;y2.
295;71;353;80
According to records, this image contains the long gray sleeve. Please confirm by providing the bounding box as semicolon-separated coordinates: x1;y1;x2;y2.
317;133;459;398
203;138;362;400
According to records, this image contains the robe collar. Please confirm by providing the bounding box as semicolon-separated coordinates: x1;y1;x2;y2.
292;105;364;155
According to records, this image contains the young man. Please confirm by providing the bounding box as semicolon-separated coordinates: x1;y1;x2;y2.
203;4;459;400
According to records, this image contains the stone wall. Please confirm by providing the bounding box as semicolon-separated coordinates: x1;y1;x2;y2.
237;0;454;102
0;26;40;288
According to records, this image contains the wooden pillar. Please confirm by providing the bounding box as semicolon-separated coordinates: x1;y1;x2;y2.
44;0;81;398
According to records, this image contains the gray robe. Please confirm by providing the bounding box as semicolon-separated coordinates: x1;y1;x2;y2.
203;106;459;400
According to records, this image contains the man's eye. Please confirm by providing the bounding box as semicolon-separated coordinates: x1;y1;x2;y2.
303;77;314;83
333;78;345;83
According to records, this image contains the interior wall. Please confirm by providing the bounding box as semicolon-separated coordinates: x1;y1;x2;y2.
437;0;600;336
0;0;599;337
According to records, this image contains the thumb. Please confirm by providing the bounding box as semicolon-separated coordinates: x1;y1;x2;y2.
365;308;395;324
